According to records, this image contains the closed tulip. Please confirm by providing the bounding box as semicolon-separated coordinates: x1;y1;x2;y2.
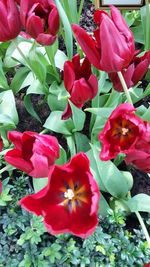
19;0;59;45
4;131;60;178
72;5;135;72
62;54;98;119
0;0;21;42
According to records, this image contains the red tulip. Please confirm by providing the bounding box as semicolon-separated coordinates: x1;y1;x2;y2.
20;153;100;238
4;131;60;178
62;54;98;119
99;103;146;160
0;180;2;195
109;50;150;91
143;263;150;267
125;121;150;172
72;5;135;72
0;0;21;42
19;0;59;45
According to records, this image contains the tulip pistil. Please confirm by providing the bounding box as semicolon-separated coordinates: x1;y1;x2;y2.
60;180;88;212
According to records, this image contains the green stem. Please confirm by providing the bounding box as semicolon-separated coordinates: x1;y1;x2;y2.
117;71;133;104
39;129;49;135
145;0;150;50
135;211;150;247
0;165;12;175
78;0;84;22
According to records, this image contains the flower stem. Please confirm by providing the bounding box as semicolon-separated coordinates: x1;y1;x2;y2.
0;165;12;175
135;211;150;247
39;129;49;135
117;71;133;104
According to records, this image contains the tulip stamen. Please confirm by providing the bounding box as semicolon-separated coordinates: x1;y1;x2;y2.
121;127;129;135
64;189;74;200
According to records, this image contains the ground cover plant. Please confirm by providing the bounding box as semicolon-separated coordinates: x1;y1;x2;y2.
0;0;150;266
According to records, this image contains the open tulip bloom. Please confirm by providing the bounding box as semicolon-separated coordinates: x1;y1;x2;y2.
99;103;146;161
5;131;60;178
20;153;100;238
19;0;60;45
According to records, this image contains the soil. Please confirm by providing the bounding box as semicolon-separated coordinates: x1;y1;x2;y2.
13;0;150;199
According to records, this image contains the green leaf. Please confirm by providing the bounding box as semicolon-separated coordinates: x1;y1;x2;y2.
99;193;110;216
10;67;30;94
24;94;42;122
121;171;133;191
29;50;46;83
44;111;74;135
127;194;150;213
0;90;18;125
91;144;129;198
33;178;48;193
69;101;86;131
74;132;90;152
141;106;150;122
55;146;67;165
0;59;9;90
55;0;73;59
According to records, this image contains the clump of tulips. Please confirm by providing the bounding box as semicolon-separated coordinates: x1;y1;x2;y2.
0;1;150;256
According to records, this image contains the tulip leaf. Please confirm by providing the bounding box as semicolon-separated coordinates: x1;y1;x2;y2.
126;194;150;213
141;106;150;122
44;111;74;135
99;193;110;216
69;101;86;131
0;90;18;125
91;144;129;198
29;50;47;84
86;149;107;192
0;59;9;90
55;146;67;165
33;178;48;193
121;171;133;191
24;95;42;123
54;0;73;59
74;132;90;153
10;67;31;94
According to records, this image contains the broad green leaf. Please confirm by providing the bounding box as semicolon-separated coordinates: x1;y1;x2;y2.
91;144;129;198
69;101;86;131
141;106;150;122
85;107;113;117
121;171;133;191
0;59;9;90
55;0;73;59
55;50;68;70
44;111;74;135
33;177;48;193
141;4;150;49
10;67;30;94
99;193;110;216
55;146;67;165
86;149;107;192
127;194;150;213
29;50;46;83
74;132;90;152
24;95;42;123
0;90;18;124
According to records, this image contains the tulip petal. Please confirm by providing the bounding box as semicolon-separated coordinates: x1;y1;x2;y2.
72;24;101;69
36;33;56;45
64;61;75;92
48;6;59;36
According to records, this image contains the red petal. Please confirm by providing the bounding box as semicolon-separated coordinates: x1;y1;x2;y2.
64;61;75;92
36;33;56;45
72;24;101;69
48;6;59;36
